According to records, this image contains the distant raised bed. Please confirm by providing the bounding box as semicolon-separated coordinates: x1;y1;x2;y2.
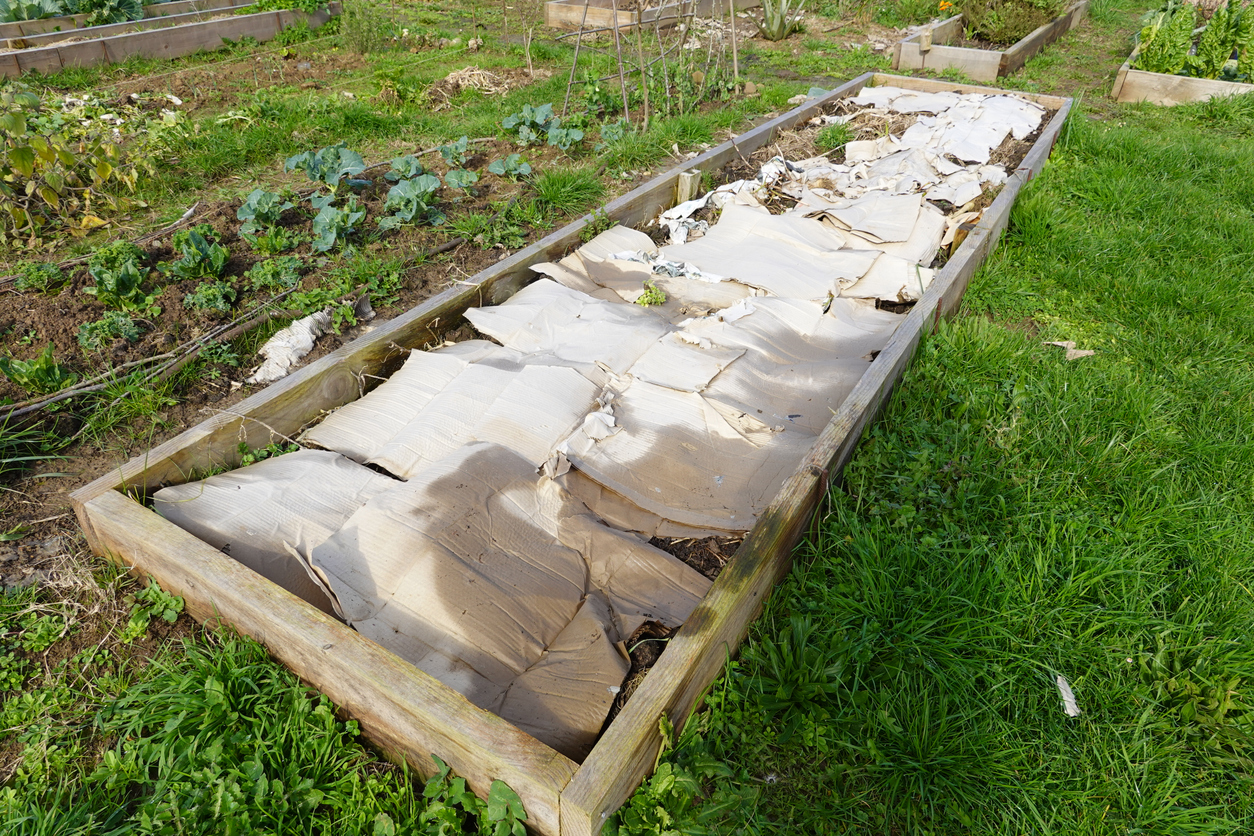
544;0;758;32
892;0;1088;82
1111;2;1254;106
0;3;339;79
0;0;242;39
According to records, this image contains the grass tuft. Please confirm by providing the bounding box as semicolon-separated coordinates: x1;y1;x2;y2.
531;165;606;214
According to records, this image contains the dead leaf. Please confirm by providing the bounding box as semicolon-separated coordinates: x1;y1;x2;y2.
1045;341;1095;361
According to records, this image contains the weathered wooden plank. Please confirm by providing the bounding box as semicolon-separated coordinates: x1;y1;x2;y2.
1112;61;1254;105
1000;0;1088;76
544;0;758;31
892;1;1087;81
868;71;1068;110
10;3;254;51
557;91;1072;836
1;5;337;79
79;489;576;836
0;0;248;40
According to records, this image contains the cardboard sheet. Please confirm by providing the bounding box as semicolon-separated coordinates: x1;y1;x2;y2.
679;296;902;432
558;377;816;533
153;450;396;614
308;442;710;759
659;204;875;301
464;279;671;374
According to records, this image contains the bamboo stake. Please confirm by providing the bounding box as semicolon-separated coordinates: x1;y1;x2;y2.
728;0;739;86
609;0;631;120
561;0;592;116
633;8;651;130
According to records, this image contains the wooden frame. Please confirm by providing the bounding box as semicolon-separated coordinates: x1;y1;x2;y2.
891;0;1088;82
1111;51;1254;105
0;0;246;40
0;3;339;78
5;4;256;51
71;73;1070;836
544;0;759;32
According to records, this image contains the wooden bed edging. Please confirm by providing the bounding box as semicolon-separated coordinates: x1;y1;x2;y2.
71;73;1071;836
0;0;243;40
891;0;1088;82
5;3;256;51
1111;53;1254;105
543;0;759;32
0;3;339;79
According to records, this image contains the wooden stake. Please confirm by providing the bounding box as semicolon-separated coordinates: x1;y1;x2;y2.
633;8;650;130
728;0;739;86
609;0;631;120
561;0;592;116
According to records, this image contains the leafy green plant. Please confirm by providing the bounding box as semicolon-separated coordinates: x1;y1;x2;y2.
384;154;425;182
635;280;667;306
0;650;29;692
85;257;159;315
77;311;141;352
246;256;304;292
756;0;807;41
0;344;77;394
183;279;237;314
1135;0;1198;75
439;135;470;167
284;142;368;192
119;579;184;643
595;118;631;153
237;188;294;235
375;68;429;106
502;103;584;150
161;230;229;280
0;0;65;23
88;240;145;275
443;168;479;191
243;225;303;255
13;261;66;294
451;211;526;249
1185;0;1253;80
378;174;442;231
487;153;532;179
76;0;143;25
312;196;367;251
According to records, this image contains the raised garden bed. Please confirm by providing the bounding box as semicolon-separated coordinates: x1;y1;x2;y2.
891;0;1088;82
544;0;759;32
3;2;255;51
1112;50;1254;106
70;72;1071;836
0;2;339;78
0;0;243;39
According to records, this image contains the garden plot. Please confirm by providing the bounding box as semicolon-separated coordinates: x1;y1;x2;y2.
146;83;1049;761
71;73;1069;836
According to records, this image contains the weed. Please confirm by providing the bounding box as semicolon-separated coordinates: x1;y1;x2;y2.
238;440;298;466
118;579;184;643
451;211;526;249
13;261;67;294
246;256;304;292
816;122;854;153
533;166;605;214
580;207;614;242
182;279;237;314
77;311;141;352
243;225;304;255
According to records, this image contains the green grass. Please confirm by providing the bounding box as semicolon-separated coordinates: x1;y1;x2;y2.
609;98;1254;835
531;165;606;214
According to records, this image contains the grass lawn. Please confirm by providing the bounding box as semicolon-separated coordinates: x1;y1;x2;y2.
5;0;1254;833
613;91;1254;836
